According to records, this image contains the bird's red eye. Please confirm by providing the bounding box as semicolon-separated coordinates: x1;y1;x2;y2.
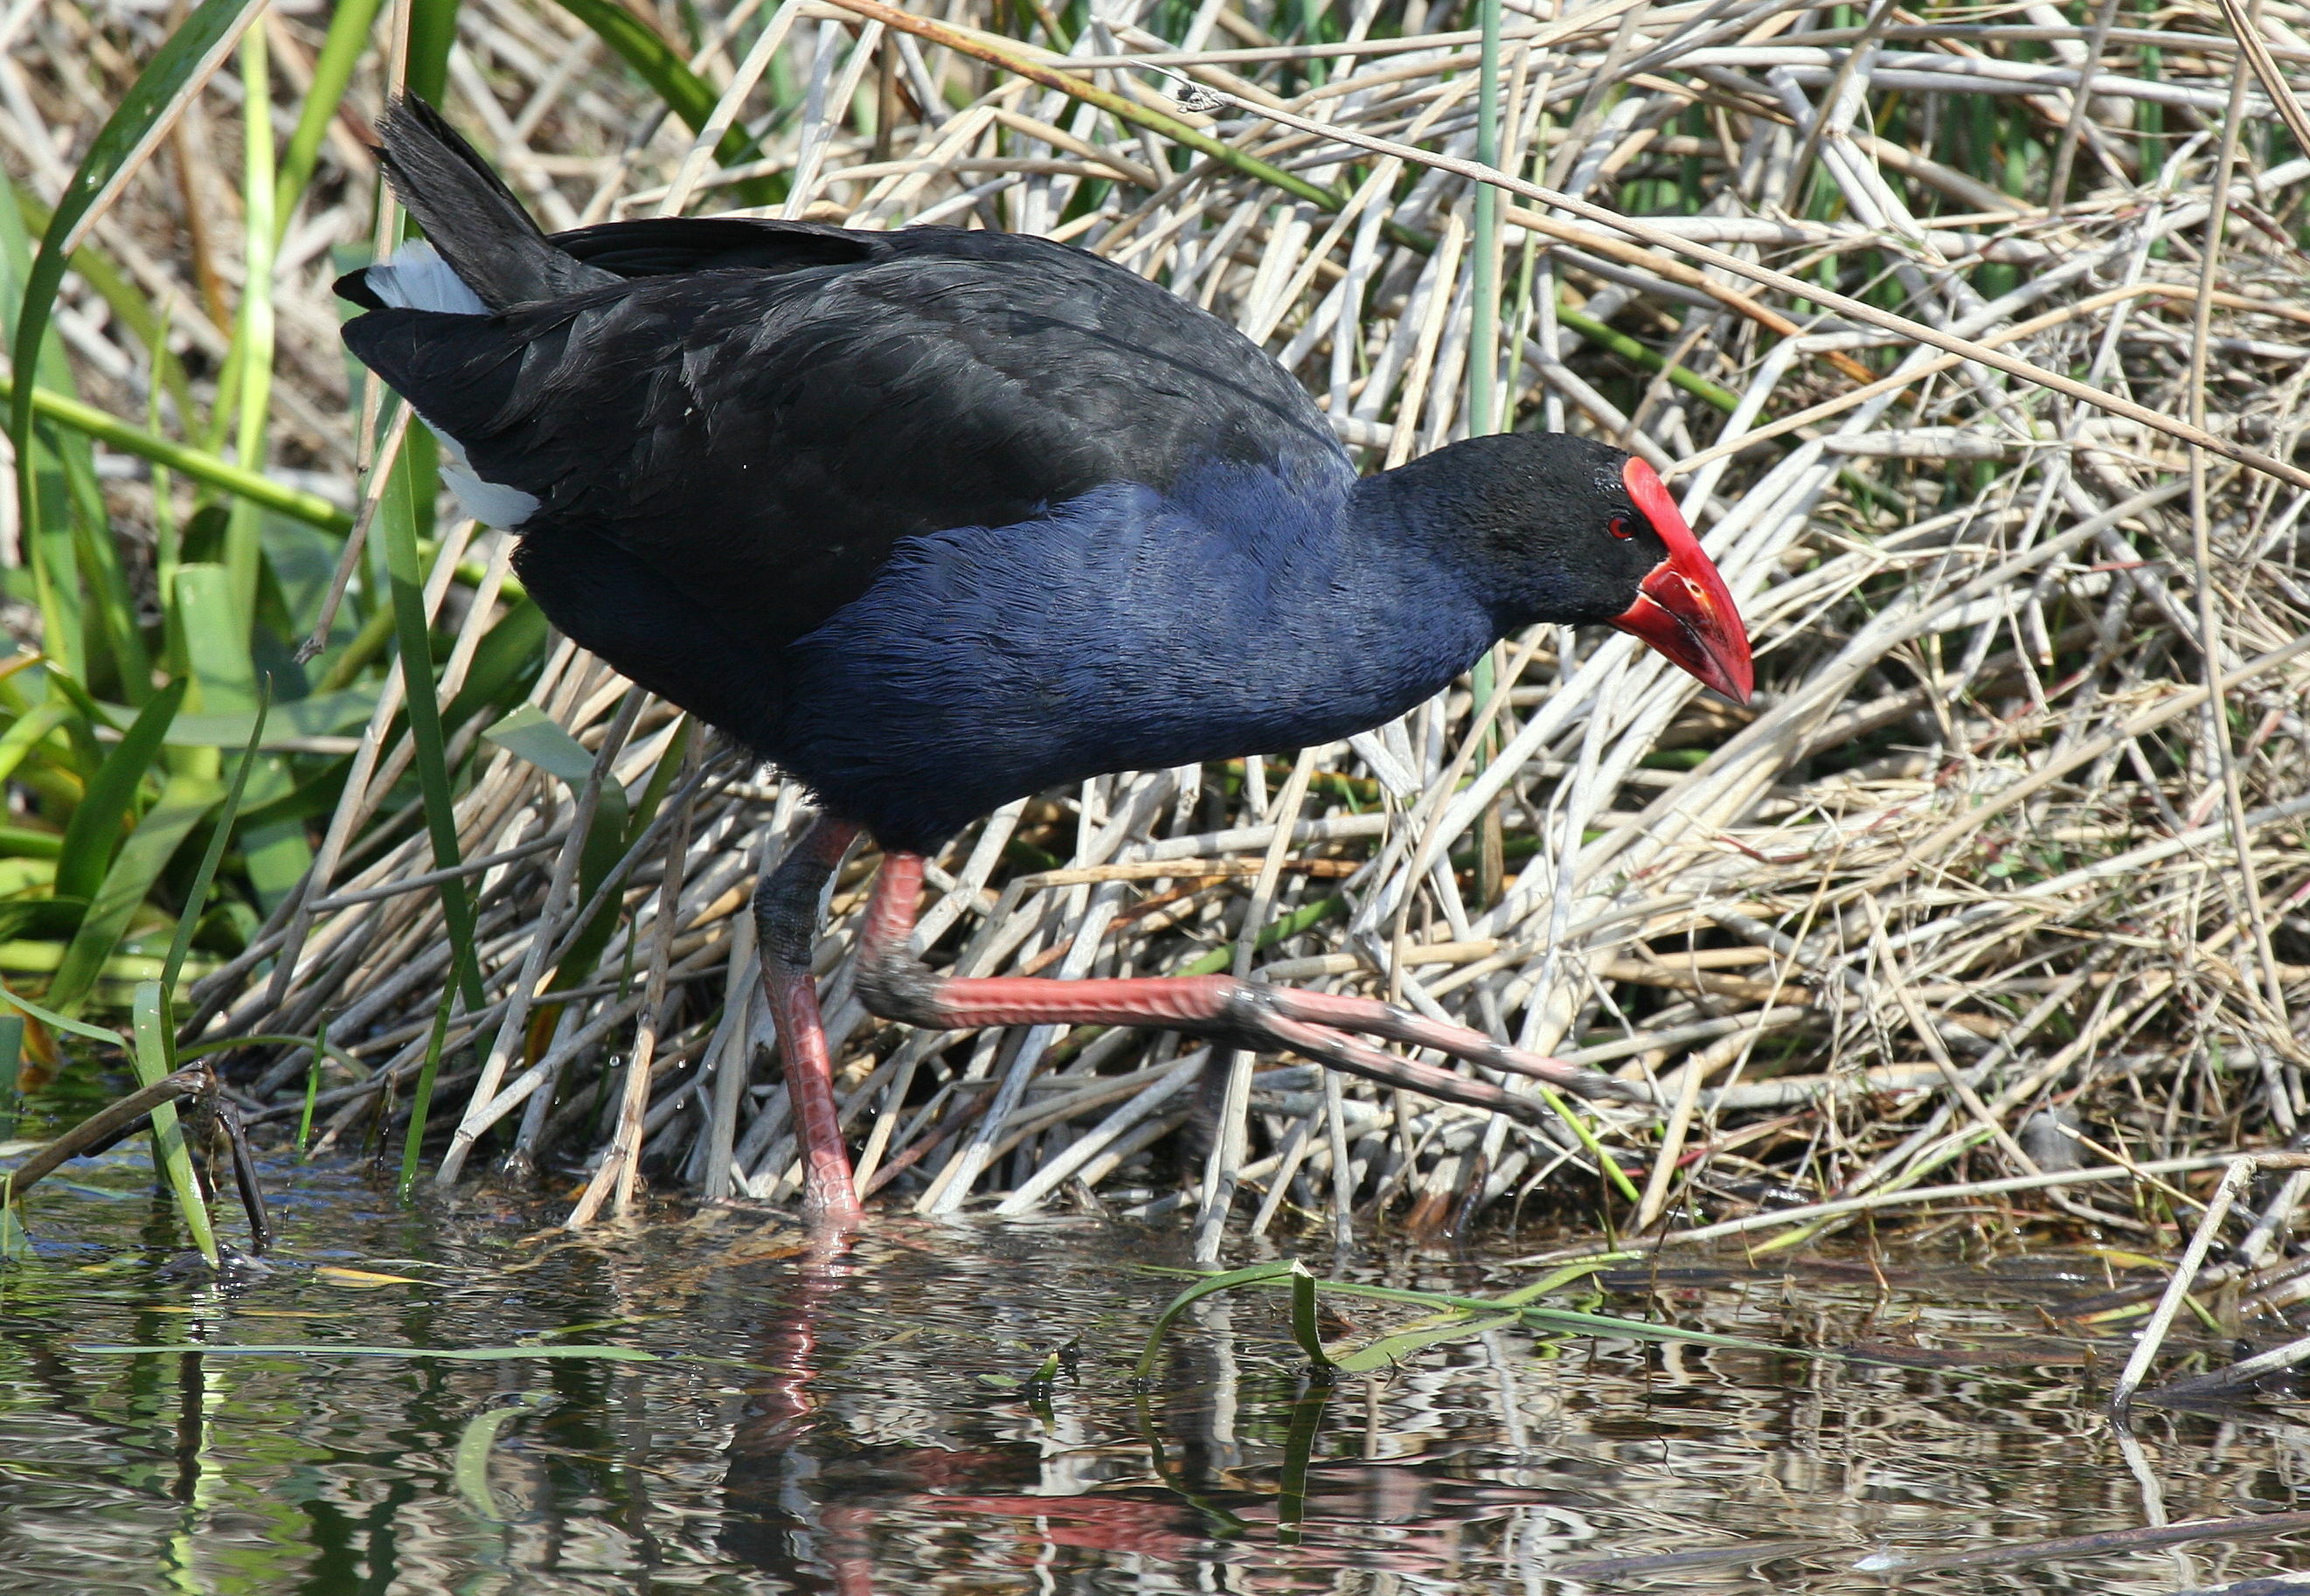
1607;516;1634;540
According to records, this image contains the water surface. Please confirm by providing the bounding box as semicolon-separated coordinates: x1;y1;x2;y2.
2;1147;2306;1594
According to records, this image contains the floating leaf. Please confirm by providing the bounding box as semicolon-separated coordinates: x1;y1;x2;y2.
454;1390;557;1519
315;1266;427;1287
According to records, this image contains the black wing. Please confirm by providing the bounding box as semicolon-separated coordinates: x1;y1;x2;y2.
341;223;1349;653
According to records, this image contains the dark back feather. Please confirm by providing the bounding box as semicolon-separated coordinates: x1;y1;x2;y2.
342;226;1349;655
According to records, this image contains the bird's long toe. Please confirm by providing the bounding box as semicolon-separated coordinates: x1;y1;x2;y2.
1229;984;1650;1107
1250;1012;1551;1124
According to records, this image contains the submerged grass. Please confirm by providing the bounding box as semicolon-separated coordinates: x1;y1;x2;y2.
1134;1248;1839;1381
0;0;2307;1280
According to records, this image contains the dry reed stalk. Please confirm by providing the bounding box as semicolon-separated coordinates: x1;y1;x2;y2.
11;0;2310;1256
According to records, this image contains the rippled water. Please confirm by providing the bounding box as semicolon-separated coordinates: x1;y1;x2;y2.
2;1143;2307;1595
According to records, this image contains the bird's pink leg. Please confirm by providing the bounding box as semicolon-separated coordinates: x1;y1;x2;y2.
856;852;1648;1122
756;815;867;1228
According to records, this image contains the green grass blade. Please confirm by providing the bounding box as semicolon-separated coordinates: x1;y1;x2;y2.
0;979;128;1044
1535;1084;1642;1204
1129;1391;1252;1538
1291;1262;1627;1377
77;524;154;711
223;22;277;635
406;0;461;104
1509;1299;1835;1360
0;698;70;793
1491;1255;1627;1305
1141;1259;1818;1374
296;1022;325;1158
159;677;267;1003
399;985;456;1200
482;702;610;788
434;595;546;716
273;0;385;234
1176;896;1343;976
484;704;682;1011
50;772;219;1017
1275;1381;1331;1545
130;980;218;1267
43;669;122;745
54;677;186;906
1469;0;1502;436
1;187;94;688
0;376;352;532
1135;1261;1296;1381
551;0;776;201
1331;1314;1525;1373
1287;1263;1335;1373
0;1015;21;1140
53;413;149;705
1553;304;1742;414
170;562;307;910
156;687;371;750
620;714;689;836
379;429;484;1010
454;1390;556;1519
7;0;267;579
23;421;85;686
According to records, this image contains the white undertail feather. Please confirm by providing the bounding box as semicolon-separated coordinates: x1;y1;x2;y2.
363;239;489;316
434;447;542;531
364;241;541;529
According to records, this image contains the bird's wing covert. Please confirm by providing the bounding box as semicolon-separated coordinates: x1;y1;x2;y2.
342;228;1348;648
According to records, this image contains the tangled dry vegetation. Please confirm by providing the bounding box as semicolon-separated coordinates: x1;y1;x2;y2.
5;0;2310;1259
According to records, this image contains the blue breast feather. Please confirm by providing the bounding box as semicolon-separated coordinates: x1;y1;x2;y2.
776;461;1499;848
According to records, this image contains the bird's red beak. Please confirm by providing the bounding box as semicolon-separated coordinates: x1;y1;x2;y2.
1606;458;1753;705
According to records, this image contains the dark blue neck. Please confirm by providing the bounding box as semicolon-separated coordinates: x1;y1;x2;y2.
1153;461;1504;732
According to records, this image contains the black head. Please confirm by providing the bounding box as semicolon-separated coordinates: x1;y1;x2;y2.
1372;432;1752;701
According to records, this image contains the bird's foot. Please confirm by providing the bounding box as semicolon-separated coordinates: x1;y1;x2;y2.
757;817;871;1230
856;852;1650;1124
763;961;867;1230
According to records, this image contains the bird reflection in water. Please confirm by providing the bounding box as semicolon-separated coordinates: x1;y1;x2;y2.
717;1241;1570;1592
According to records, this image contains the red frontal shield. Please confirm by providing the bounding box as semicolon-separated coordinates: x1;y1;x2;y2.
1606;458;1753;704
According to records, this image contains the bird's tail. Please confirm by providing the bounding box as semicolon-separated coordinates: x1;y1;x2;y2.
364;95;616;310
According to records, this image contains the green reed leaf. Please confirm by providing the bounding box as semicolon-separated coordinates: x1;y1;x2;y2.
130;980;218;1267
159;677;267;1004
54;678;186;907
551;0;776;201
49;773;218;1018
8;0;267;584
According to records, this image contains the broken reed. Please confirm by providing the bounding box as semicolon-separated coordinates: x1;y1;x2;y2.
3;0;2309;1253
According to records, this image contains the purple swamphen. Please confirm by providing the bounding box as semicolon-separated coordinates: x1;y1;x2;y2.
337;97;1753;1226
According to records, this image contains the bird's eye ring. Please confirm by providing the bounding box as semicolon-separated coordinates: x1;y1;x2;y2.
1606;516;1634;540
